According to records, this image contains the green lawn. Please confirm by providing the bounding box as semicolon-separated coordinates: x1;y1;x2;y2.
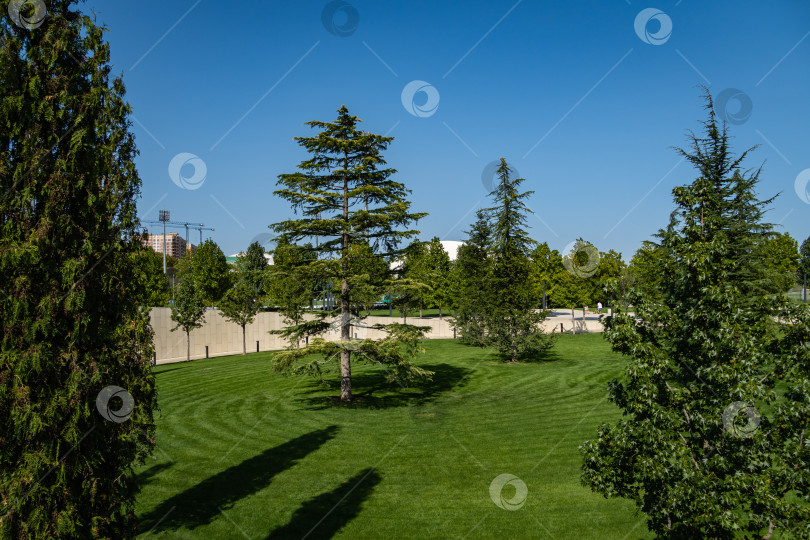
787;286;807;304
136;335;651;539
364;307;445;318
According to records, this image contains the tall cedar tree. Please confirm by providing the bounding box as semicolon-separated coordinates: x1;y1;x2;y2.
452;209;493;346
485;159;554;361
271;106;430;401
581;91;810;537
0;2;157;537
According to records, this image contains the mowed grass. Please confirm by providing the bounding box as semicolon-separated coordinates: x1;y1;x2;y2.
135;335;651;539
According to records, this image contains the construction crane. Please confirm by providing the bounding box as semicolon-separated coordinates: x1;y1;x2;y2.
140;219;215;245
140;212;214;272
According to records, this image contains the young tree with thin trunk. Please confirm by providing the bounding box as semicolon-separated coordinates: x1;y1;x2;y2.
402;240;431;318
0;3;156;536
423;237;452;318
271;106;430;402
219;279;259;355
581;90;810;537
170;272;206;362
529;242;563;309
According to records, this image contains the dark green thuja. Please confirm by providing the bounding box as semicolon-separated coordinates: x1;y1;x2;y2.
1;2;156;537
271;106;431;402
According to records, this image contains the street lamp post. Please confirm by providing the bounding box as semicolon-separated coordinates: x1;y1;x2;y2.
159;210;170;274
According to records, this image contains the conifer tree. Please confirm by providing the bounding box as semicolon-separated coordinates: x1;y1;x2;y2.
485;159;554;361
581;90;810;537
452;210;493;346
0;2;156;536
271;106;430;401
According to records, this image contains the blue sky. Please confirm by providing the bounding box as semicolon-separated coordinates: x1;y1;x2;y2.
84;0;810;259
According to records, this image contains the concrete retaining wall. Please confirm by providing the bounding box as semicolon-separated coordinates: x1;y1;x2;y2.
149;308;606;365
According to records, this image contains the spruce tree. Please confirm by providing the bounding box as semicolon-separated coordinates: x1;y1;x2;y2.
0;2;156;536
271;106;430;402
485;159;554;361
581;90;810;537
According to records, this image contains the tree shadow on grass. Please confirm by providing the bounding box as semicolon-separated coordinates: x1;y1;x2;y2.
520;347;565;363
152;366;187;376
265;468;381;539
136;462;174;488
297;363;469;410
137;425;339;534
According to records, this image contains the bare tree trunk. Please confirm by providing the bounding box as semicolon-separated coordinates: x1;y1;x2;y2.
439;304;443;319
419;304;423;318
340;160;352;402
242;325;246;355
186;331;190;361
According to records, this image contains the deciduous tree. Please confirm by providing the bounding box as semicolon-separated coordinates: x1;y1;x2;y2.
170;271;206;362
189;239;232;308
219;279;260;356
